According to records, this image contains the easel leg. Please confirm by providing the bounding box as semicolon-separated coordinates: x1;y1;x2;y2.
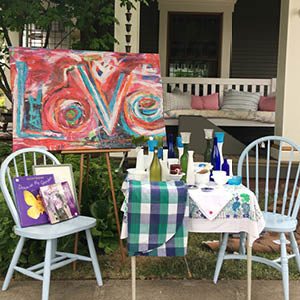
105;152;126;262
73;153;85;271
86;154;90;184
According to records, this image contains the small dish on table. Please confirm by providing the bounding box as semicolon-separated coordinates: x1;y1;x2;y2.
168;173;185;181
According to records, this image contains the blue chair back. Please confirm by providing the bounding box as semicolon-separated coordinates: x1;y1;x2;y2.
237;136;300;219
0;148;60;228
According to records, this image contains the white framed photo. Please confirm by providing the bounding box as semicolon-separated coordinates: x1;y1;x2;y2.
33;164;78;207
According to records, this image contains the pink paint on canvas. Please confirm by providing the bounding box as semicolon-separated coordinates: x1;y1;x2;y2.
10;47;165;151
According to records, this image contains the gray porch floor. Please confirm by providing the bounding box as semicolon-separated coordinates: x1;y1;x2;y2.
1;279;300;300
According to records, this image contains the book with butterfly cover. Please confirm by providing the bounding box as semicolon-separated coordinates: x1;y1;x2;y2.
39;182;79;224
12;175;55;227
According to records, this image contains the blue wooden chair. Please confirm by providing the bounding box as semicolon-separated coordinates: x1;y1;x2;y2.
0;148;103;300
213;136;300;300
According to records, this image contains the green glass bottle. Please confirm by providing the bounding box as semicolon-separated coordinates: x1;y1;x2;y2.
150;150;162;181
204;138;213;162
180;143;189;182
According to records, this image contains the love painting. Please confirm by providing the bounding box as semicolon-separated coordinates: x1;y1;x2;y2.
10;47;165;151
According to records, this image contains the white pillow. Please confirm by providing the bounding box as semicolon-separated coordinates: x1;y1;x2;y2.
221;89;260;111
163;88;191;112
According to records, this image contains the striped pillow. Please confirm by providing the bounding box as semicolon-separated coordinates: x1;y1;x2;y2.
163;89;191;112
221;89;260;111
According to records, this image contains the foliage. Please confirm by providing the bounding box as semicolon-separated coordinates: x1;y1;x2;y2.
0;0;151;103
0;143;126;275
131;135;149;147
55;152;126;254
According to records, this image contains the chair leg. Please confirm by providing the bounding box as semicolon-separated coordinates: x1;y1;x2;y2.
213;233;229;284
85;229;103;286
2;236;25;291
51;238;57;259
289;232;300;272
280;233;289;300
239;232;247;255
42;239;53;300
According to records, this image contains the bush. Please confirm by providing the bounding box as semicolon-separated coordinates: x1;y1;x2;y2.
0;143;126;276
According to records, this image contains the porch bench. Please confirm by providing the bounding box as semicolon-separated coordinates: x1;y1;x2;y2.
161;76;277;128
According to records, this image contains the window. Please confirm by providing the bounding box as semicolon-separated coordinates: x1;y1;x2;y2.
23;22;71;49
167;13;222;77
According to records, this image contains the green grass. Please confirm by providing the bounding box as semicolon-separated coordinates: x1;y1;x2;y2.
12;232;299;282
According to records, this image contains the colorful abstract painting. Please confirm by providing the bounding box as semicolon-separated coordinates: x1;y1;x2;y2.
10;47;165;151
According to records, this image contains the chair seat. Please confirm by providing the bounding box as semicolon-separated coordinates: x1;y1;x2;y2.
263;212;297;232
14;216;96;240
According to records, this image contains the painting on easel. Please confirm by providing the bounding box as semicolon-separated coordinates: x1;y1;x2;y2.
10;47;165;151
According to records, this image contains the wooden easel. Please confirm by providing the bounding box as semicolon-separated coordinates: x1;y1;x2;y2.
61;148;131;269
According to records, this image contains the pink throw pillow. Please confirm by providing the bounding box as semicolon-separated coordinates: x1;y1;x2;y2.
258;96;276;111
191;93;219;110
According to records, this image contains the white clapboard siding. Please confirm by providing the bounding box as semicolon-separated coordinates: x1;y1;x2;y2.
162;77;276;105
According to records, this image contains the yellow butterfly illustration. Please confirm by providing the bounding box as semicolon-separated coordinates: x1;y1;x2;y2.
23;190;45;219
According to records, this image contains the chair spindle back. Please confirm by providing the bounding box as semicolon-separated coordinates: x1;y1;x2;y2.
237;136;300;219
0;148;60;228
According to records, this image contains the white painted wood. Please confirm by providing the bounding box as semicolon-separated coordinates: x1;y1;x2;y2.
162;76;276;107
132;256;136;300
164;117;275;127
247;239;252;300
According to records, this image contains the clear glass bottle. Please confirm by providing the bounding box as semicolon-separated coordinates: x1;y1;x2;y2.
180;143;189;182
150;149;162;181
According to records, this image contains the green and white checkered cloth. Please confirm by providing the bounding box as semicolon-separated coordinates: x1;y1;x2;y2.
127;180;189;257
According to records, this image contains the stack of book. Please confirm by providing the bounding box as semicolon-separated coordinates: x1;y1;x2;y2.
13;173;79;227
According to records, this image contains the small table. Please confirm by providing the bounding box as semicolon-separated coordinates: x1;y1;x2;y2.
188;183;265;300
121;181;265;300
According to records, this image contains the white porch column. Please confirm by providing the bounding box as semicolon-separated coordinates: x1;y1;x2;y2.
275;0;300;148
114;1;140;53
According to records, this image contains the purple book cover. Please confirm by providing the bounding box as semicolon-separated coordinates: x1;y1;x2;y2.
12;175;55;227
39;182;79;224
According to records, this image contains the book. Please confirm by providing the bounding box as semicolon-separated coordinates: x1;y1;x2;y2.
12;175;55;227
39;181;79;224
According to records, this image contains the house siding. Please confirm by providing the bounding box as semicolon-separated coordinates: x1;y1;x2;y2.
231;0;280;79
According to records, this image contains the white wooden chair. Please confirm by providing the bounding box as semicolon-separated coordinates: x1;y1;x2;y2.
213;136;300;300
0;148;103;300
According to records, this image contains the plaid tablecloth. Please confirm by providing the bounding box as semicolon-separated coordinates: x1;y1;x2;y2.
126;180;189;257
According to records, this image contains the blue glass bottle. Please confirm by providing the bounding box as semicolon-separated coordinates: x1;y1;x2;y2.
211;137;221;170
222;158;230;176
168;134;175;158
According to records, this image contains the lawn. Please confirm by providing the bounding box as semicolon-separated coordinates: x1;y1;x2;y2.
20;232;299;282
